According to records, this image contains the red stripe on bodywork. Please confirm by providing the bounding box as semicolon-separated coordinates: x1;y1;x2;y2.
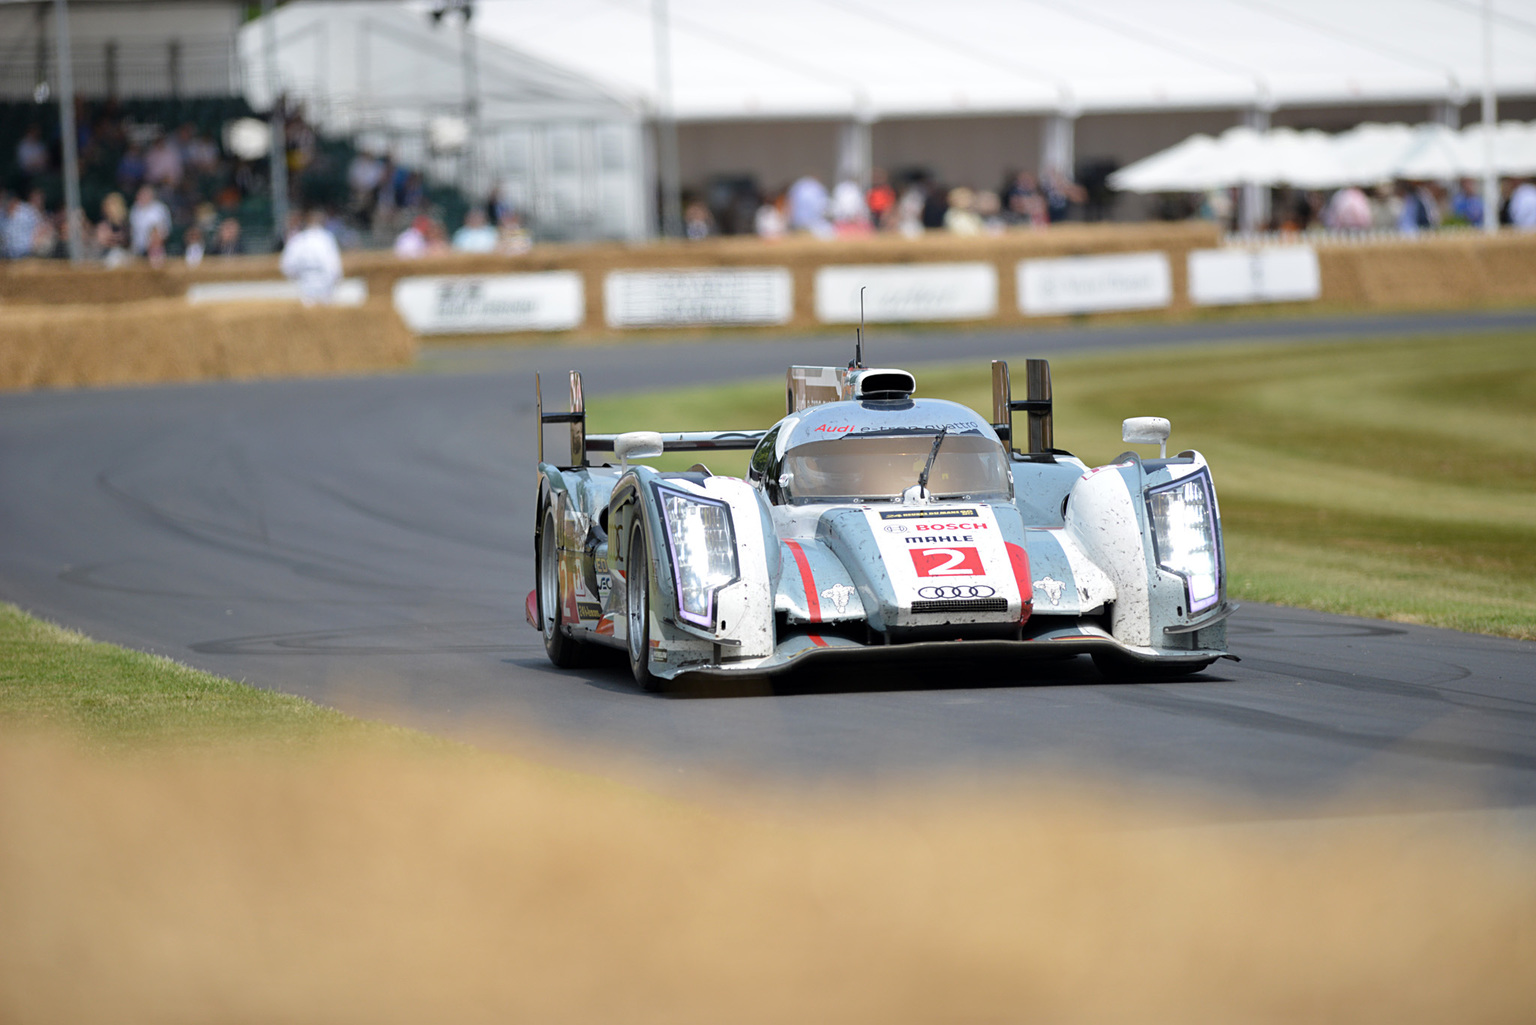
809;634;829;648
1005;541;1033;624
785;540;821;622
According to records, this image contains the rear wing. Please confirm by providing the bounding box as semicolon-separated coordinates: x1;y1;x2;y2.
537;371;766;470
991;359;1054;457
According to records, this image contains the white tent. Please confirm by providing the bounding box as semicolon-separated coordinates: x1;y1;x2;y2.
239;1;650;240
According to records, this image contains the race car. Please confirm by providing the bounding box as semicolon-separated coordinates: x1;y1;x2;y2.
528;353;1234;689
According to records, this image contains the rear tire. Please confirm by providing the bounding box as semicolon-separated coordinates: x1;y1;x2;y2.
539;505;588;669
1092;651;1215;682
626;522;661;693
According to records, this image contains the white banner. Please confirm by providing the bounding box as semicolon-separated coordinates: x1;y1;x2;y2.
604;268;793;328
392;272;585;334
1016;251;1172;316
1188;247;1322;306
186;278;368;307
815;263;998;323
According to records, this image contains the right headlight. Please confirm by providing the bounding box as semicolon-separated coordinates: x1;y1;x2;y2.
655;486;739;628
1146;469;1222;615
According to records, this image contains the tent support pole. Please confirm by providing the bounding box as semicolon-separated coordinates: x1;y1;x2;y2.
1480;0;1498;234
264;0;288;249
54;0;83;263
1240;106;1272;234
652;0;682;238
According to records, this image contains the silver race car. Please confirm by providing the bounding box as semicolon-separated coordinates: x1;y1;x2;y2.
528;349;1234;689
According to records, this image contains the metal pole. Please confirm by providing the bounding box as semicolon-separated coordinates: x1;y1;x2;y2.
1241;105;1272;234
460;6;482;200
652;0;682;238
263;0;289;248
1481;0;1498;234
54;0;83;262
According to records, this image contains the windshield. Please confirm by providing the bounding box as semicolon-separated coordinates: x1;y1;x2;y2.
781;431;1010;503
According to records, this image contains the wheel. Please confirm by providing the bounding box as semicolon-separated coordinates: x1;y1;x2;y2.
1092;651;1216;682
538;505;588;668
626;521;661;692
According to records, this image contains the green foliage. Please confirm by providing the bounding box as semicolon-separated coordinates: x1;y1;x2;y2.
590;331;1536;639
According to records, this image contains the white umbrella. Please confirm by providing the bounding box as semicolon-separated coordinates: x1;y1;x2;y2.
1107;133;1223;192
1459;121;1536;177
1266;127;1352;189
1326;122;1417;185
1394;122;1473;180
1109;119;1536;194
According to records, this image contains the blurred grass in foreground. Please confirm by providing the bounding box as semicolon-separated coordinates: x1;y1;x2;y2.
2;597;1534;1023
590;331;1536;640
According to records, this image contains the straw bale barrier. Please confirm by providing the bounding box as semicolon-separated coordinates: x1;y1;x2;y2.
3;223;1535;356
0;297;414;392
1315;232;1536;310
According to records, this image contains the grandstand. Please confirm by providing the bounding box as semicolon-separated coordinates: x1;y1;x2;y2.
0;0;610;260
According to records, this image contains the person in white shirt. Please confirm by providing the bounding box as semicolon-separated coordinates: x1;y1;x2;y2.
451;208;498;253
279;210;343;305
1509;180;1536;231
787;174;830;235
128;186;171;255
829;179;870;232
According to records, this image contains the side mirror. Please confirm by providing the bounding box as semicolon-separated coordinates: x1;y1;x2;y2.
1122;417;1171;458
614;431;664;468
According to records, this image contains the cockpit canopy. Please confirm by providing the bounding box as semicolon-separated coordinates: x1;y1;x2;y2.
750;397;1012;505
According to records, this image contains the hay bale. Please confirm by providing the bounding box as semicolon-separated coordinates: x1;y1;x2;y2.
0;297;415;392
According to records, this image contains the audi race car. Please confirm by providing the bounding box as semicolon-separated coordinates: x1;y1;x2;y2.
528;355;1234;689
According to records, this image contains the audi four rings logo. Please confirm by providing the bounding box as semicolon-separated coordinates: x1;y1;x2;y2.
917;585;996;599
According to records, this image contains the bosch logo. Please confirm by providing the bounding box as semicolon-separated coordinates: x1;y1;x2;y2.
917;585;996;599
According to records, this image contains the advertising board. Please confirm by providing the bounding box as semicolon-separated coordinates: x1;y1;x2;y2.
604;268;793;327
815;263;998;323
1188;247;1322;305
186;279;368;307
1016;252;1172;316
392;272;585;333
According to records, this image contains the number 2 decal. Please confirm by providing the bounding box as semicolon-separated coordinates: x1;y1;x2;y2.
910;546;984;577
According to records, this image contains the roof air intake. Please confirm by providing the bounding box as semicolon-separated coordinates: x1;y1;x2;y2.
852;369;916;401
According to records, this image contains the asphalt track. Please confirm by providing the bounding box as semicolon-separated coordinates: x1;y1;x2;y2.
2;309;1534;813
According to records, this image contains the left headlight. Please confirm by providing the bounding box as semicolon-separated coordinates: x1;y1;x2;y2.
656;486;739;628
1146;469;1222;615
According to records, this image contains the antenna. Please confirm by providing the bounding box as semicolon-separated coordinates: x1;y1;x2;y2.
853;286;866;369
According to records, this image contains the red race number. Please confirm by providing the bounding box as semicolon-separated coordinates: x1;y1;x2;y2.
910;546;984;577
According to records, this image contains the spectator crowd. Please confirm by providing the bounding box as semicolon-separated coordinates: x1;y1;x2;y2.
684;167;1093;241
0;95;513;268
7;101;1536;268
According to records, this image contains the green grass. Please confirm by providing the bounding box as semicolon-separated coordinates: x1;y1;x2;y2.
589;330;1536;640
0;602;438;750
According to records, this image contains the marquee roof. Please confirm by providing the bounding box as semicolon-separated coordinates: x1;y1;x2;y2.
475;0;1536;121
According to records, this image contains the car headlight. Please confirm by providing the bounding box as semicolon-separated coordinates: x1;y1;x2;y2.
1146;469;1222;615
656;487;739;628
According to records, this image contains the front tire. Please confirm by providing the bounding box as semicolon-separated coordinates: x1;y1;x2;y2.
626;522;661;692
539;505;588;669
